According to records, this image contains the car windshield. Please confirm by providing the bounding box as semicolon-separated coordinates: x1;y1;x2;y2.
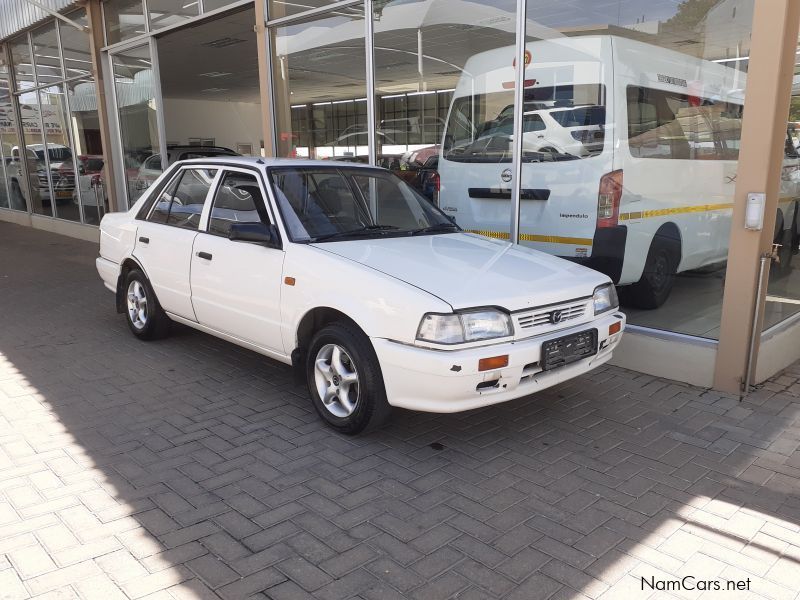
269;167;458;243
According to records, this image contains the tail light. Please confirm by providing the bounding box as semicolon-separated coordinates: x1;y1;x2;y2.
597;170;623;228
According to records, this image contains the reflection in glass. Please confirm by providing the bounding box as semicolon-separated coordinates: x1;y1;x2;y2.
112;45;160;205
39;86;79;222
454;0;755;340
371;0;520;243
148;0;199;31
104;0;147;45
271;7;367;159
16;91;53;217
763;59;800;331
67;77;106;225
32;23;63;86
59;10;92;80
0;56;29;211
9;35;36;91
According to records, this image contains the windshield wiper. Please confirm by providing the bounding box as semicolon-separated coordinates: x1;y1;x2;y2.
410;222;461;236
311;224;399;242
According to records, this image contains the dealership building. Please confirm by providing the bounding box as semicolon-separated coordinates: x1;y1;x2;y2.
0;0;799;394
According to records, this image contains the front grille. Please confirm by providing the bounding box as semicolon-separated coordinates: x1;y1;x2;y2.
515;300;587;331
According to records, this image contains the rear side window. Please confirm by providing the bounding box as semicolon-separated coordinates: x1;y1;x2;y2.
147;168;217;230
627;85;742;160
207;171;266;237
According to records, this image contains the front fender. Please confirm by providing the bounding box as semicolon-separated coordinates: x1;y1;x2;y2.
280;244;452;352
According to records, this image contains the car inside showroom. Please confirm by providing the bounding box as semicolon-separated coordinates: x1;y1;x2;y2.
2;0;800;598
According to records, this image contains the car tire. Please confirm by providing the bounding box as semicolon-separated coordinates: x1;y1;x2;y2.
623;236;680;309
123;268;170;340
306;322;391;435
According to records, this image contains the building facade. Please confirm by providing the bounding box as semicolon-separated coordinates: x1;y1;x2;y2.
1;0;799;393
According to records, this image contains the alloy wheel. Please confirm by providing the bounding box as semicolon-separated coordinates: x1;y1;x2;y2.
126;280;148;330
314;343;360;418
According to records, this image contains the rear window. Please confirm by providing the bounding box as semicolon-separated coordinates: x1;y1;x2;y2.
551;106;606;127
443;84;606;163
627;85;743;160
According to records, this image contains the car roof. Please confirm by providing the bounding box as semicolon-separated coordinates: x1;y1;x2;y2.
175;156;388;170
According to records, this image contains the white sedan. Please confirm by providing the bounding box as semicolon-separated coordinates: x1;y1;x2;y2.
96;158;625;434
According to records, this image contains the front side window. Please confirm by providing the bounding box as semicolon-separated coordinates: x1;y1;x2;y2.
270;167;456;242
147;168;217;230
207;171;266;237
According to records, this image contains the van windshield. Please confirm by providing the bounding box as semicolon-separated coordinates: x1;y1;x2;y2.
443;84;606;163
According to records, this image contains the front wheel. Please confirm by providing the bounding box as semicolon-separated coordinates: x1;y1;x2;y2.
306;322;391;434
622;237;679;309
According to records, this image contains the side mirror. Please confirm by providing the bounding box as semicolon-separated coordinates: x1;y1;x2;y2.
228;222;282;249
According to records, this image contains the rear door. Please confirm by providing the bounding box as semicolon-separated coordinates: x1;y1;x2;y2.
190;168;286;355
133;167;218;320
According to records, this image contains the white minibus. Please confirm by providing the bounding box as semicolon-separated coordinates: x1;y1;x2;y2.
438;35;800;308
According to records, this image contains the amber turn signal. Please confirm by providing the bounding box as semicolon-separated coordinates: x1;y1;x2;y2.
478;355;509;372
284;276;296;286
609;321;621;335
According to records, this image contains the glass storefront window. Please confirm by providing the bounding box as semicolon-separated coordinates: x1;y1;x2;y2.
104;0;147;45
31;23;63;86
202;0;240;11
762;48;800;331
16;90;54;217
271;7;367;160
486;0;754;340
2;51;30;212
67;77;106;225
9;35;35;91
371;0;517;241
59;10;92;80
147;0;199;31
112;44;160;204
39;85;80;222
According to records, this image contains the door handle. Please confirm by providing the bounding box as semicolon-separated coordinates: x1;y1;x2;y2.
196;251;213;261
138;236;149;244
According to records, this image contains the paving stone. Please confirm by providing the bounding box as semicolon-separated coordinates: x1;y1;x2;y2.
2;222;800;600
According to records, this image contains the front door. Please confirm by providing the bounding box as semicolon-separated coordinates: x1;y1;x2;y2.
133;167;218;320
190;169;286;355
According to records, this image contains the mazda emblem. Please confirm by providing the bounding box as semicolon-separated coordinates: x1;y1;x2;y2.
550;310;563;324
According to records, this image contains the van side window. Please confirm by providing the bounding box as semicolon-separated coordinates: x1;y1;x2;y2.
627;85;742;160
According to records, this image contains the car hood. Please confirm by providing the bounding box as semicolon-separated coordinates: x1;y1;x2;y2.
311;233;610;311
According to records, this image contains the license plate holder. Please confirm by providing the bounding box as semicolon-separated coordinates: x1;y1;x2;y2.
541;329;598;371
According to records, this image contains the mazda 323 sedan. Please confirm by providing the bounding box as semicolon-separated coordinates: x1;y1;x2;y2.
97;158;625;434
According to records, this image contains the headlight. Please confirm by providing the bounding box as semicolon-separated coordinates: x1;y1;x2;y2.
593;283;619;315
417;309;513;344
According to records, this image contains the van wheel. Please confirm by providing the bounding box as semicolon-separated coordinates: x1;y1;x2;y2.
624;237;679;309
306;322;391;435
123;268;171;340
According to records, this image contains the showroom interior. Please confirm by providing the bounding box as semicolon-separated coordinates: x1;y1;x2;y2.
1;0;800;394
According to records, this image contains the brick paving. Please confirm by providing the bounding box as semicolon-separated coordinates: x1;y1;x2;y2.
1;220;800;600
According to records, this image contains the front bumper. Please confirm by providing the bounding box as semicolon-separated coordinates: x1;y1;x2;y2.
373;311;625;413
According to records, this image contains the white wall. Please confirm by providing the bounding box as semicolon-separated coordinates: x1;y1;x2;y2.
162;98;263;155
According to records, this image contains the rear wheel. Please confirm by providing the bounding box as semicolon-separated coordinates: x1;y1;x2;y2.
123;268;170;340
623;236;680;309
306;322;391;435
